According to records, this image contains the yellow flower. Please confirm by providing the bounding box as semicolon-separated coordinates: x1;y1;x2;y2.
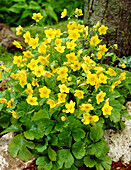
99;73;108;84
95;82;100;91
32;78;39;87
96;91;106;104
90;35;101;46
81;63;90;73
98;25;108;35
57;67;68;77
58;93;67;102
11;110;18;118
65;100;75;113
27;59;38;70
45;28;55;39
55;46;65;53
25;83;33;96
75;8;83;16
97;52;102;59
77;24;84;32
74;90;84;99
7;98;14;108
61;116;66;121
39;86;51;98
34;65;44;77
16;25;23;35
55;38;62;46
23;51;34;58
114;80;121;86
84;26;88;38
67;21;77;30
68;77;72;81
86;73;98;86
80;103;94;112
66;41;77;50
98;44;108;55
102;102;113;115
1;65;10;72
38;42;47;55
29;37;39;49
66;52;78;63
59;84;69;93
121;63;126;68
20;78;27;88
54;29;62;37
32;13;43;22
47;99;56;108
23;31;31;43
61;9;67;18
13;55;22;67
82;113;99;125
68;29;80;41
13;41;22;49
26;95;38;105
93;21;99;30
106;68;116;76
0;98;7;104
57;76;67;83
119;72;126;80
70;61;81;71
37;56;49;65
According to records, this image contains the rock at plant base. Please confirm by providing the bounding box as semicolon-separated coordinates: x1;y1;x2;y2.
0;133;35;170
0;24;26;52
104;101;131;164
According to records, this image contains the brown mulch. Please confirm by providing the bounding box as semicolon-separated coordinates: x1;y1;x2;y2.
23;159;131;170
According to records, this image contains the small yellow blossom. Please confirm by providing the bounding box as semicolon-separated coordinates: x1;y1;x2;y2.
98;44;108;56
47;99;56;108
106;68;116;76
96;91;106;104
58;93;67;103
26;95;38;105
55;46;65;53
23;31;31;43
66;41;77;50
74;90;84;99
119;72;126;80
45;28;55;39
65;100;75;113
29;37;39;49
75;8;83;16
7;98;14;108
61;116;66;121
11;110;18;118
68;29;80;41
39;86;51;98
23;51;34;58
55;38;62;46
13;41;22;49
59;84;69;93
80;103;94;112
98;25;108;35
87;73;98;86
90;35;101;46
25;83;33;96
61;9;67;18
93;21;99;30
32;13;43;22
102;101;113;115
16;25;23;35
13;56;22;67
0;98;7;104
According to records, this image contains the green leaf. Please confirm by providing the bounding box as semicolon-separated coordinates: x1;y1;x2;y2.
96;163;104;170
13;84;24;93
46;5;58;22
8;134;35;161
0;114;10;128
35;139;48;153
84;155;96;168
1;125;23;135
45;76;58;92
89;126;104;142
37;118;55;135
50;135;58;146
98;155;112;170
28;1;41;10
57;149;74;169
120;110;131;120
72;128;85;141
48;146;57;161
93;140;109;158
36;156;52;170
110;100;123;112
32;106;49;121
72;141;86;159
110;110;120;123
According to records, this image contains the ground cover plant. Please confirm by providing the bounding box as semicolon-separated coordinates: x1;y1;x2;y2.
0;9;131;170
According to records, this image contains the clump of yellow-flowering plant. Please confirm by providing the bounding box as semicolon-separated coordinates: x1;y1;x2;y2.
0;10;130;170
